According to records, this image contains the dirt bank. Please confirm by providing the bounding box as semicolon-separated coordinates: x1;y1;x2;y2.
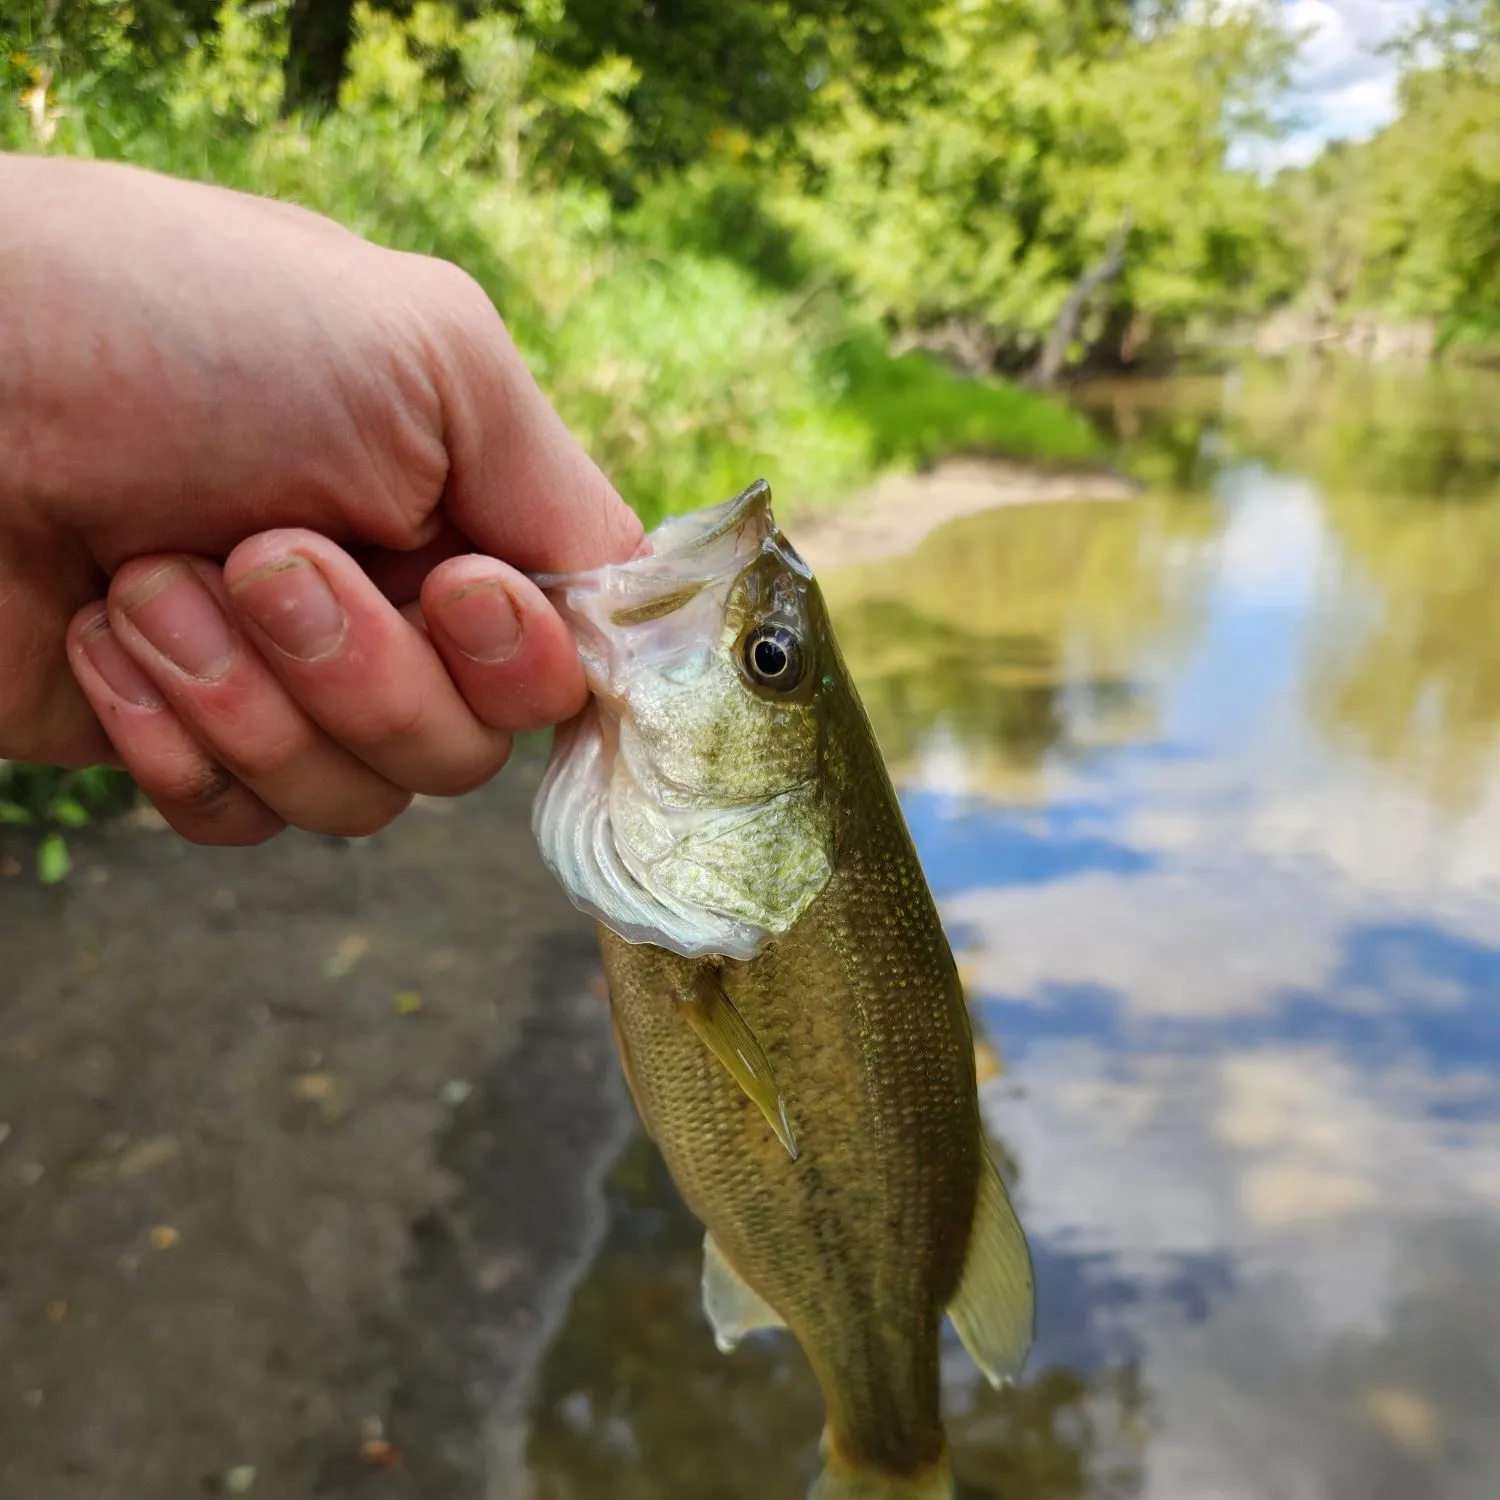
790;456;1139;572
0;751;632;1500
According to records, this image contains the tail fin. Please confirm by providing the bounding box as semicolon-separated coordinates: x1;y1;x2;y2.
808;1451;953;1500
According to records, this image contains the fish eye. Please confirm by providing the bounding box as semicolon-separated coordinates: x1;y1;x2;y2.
741;625;804;691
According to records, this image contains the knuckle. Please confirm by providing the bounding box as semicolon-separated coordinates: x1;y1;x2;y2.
413;740;512;798
220;729;312;786
306;788;411;840
149;761;239;820
340;689;430;750
422;255;492;316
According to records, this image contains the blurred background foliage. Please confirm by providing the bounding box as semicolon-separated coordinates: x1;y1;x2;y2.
4;0;1500;870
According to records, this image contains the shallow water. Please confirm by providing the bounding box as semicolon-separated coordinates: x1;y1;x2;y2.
522;359;1500;1500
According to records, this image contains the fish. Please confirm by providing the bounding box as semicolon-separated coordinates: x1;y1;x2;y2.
532;479;1035;1500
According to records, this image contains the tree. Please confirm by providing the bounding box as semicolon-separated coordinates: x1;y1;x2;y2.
1269;0;1500;351
769;0;1293;375
2;0;222;141
497;0;940;190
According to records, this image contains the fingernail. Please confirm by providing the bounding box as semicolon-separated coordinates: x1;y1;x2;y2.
438;578;523;664
121;563;237;681
230;556;347;662
80;616;163;709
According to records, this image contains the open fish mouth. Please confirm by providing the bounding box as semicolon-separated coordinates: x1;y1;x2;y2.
529;480;832;963
529;480;811;698
531;478;793;594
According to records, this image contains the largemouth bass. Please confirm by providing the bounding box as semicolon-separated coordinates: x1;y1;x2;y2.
532;480;1034;1500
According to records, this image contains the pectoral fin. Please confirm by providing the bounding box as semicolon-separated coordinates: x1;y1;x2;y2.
948;1147;1035;1387
702;1232;786;1353
682;969;798;1158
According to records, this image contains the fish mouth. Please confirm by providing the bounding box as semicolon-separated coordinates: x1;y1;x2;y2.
530;480;834;961
528;479;812;703
529;478;808;600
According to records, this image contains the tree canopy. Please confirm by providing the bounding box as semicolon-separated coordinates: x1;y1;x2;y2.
2;0;1307;378
1269;0;1500;354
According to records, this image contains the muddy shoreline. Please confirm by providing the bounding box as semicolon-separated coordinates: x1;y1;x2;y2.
0;753;631;1500
790;455;1139;572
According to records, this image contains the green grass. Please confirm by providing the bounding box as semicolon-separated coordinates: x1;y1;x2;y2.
823;331;1106;472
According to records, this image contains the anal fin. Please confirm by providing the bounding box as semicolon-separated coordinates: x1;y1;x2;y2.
702;1232;786;1354
682;968;797;1158
948;1146;1035;1387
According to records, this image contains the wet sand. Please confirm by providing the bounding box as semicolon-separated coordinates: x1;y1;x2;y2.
790;456;1139;572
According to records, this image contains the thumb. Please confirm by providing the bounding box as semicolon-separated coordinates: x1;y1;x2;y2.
415;258;645;574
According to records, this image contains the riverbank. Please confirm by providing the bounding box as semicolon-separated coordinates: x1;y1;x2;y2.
0;753;633;1500
791;455;1140;572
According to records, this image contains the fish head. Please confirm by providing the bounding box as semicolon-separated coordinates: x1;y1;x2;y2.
532;480;840;962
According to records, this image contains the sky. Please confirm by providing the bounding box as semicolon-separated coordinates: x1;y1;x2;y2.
1273;0;1431;166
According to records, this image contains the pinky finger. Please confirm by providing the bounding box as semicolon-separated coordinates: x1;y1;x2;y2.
68;606;286;847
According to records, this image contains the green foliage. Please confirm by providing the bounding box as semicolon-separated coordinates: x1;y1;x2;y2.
0;762;138;882
1271;2;1500;353
767;0;1294;367
824;332;1104;468
497;0;941;194
6;0;1303;376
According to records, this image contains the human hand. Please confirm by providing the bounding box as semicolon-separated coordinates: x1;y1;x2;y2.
1;153;642;844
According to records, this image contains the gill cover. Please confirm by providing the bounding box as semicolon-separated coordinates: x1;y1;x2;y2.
531;481;834;962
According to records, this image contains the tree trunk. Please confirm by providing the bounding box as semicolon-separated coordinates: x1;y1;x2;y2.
281;0;357;117
1029;210;1133;389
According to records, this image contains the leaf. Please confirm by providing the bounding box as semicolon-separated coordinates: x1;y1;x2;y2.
37;833;71;886
0;800;35;825
48;797;91;829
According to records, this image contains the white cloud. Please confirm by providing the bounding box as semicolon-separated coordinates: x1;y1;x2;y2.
946;863;1355;1018
1243;0;1425;171
979;1042;1500;1500
1211;0;1431;168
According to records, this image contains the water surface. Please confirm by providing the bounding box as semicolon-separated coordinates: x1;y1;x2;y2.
523;359;1500;1500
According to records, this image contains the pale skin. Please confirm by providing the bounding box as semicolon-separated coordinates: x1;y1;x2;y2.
0;152;645;845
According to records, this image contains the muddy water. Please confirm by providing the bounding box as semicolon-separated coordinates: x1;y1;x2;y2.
524;359;1500;1500
5;358;1500;1500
